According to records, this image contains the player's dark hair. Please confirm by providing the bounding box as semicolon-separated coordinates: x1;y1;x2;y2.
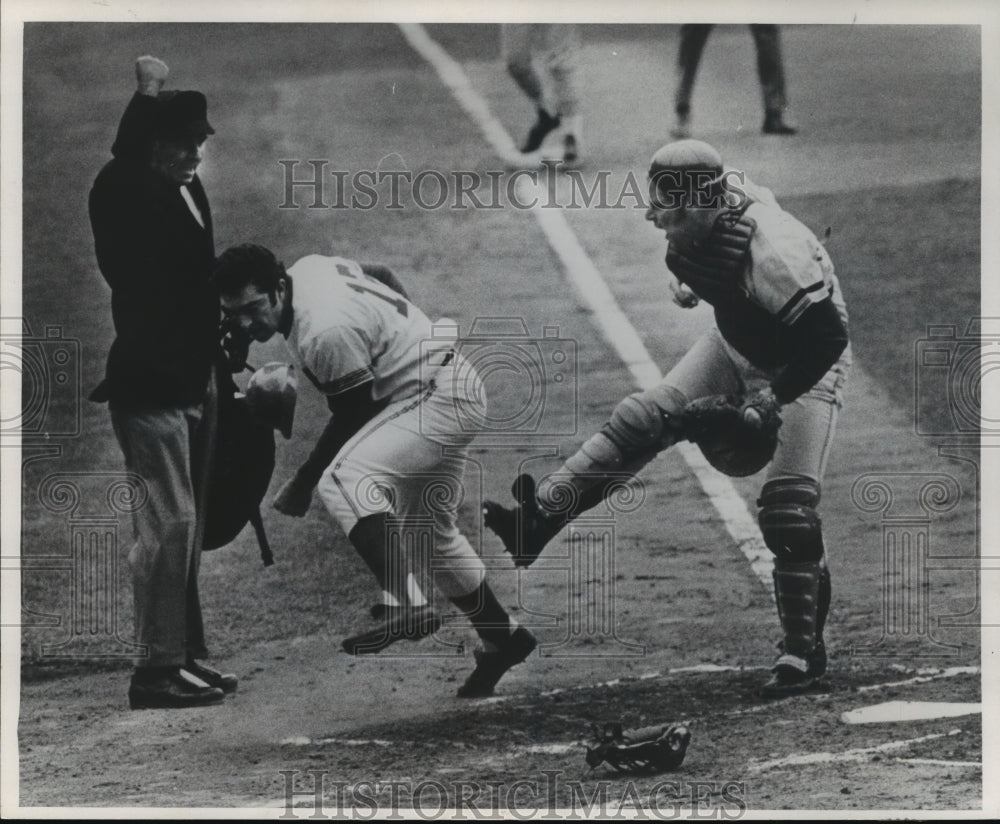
212;244;286;298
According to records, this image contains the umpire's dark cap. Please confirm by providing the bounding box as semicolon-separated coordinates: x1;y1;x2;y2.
154;90;215;139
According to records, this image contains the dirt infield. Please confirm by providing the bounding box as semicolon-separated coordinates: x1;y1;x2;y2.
10;20;985;815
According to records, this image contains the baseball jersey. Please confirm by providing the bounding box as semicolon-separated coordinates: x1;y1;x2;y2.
285;254;451;403
743;179;847;323
670;177;849;372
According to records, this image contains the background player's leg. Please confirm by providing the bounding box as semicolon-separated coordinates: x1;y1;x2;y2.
502;23;562;152
672;24;713;137
750;24;797;134
544;24;583;163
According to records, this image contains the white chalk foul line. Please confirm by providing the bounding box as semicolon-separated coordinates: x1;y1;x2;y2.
396;24;521;164
856;665;979;692
398;23;774;593
470;661;979;711
748;729;965;772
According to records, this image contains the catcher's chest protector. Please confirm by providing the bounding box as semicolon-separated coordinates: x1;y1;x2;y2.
665;207;755;308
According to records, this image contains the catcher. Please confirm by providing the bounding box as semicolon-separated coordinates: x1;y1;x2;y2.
484;139;851;697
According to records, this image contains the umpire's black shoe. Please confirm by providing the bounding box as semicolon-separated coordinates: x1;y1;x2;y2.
184;659;238;693
457;626;537;698
342;605;442;655
760;640;827;697
521;108;561;153
483;474;563;568
128;667;225;710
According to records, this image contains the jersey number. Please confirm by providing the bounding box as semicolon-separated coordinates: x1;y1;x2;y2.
337;262;409;317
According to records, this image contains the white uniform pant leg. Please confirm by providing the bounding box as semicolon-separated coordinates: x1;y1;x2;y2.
316;369;487;600
541;327;744;507
543;24;582;119
765;347;851;491
653;326;747;407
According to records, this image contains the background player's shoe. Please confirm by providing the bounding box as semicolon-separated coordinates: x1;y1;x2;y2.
521;107;561;153
670;104;692;139
670;114;691;139
483;474;563;567
762;110;798;135
562;133;580;166
761;640;827;697
342;604;441;655
456;626;537;698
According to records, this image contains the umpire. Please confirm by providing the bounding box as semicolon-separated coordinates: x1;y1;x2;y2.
89;57;236;709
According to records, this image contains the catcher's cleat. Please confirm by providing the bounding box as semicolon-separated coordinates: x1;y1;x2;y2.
184;659;238;693
482;474;562;568
341;605;441;655
369;603;429;622
760;640;827;697
521;108;561;153
456;626;537;698
128;667;225;710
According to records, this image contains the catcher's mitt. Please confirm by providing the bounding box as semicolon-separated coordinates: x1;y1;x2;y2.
586;723;691;774
682;391;782;477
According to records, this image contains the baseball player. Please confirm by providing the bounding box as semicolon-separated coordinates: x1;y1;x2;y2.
484;140;851;696
212;246;536;698
672;25;797;138
501;23;583;164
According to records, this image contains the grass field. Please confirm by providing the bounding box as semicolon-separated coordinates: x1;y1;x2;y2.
10;20;986;814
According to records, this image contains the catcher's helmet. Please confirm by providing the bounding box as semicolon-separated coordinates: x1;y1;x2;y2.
648;139;725;210
246;362;297;439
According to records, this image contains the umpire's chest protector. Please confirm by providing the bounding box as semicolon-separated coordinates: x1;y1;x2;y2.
204;365;276;552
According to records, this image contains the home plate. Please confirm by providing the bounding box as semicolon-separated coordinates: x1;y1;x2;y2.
841;701;982;725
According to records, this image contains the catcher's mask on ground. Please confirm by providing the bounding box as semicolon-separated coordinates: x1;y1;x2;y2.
246;362;298;439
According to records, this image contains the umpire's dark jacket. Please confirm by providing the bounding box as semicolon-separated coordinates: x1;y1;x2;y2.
89;92;218;409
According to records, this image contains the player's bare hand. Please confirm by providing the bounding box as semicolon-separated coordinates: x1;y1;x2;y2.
667;273;699;308
135;55;169;97
742;387;780;430
272;475;314;517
